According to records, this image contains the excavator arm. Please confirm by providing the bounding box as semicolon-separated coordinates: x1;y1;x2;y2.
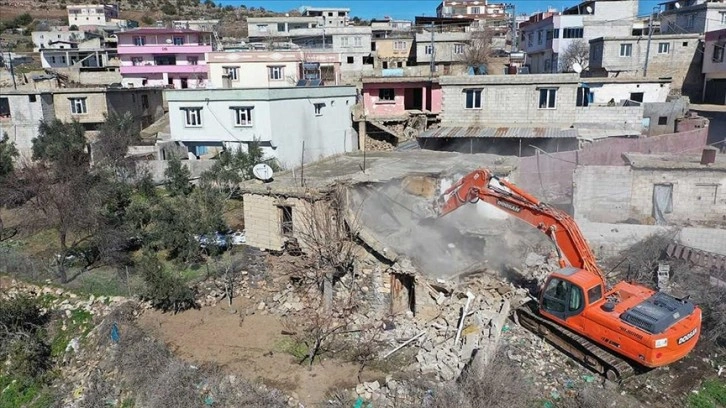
437;169;606;288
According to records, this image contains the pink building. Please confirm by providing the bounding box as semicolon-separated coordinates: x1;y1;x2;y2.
117;28;213;89
361;77;442;119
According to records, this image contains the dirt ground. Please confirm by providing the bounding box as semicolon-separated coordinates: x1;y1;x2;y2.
138;295;385;406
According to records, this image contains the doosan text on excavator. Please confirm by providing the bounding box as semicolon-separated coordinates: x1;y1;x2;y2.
436;169;702;381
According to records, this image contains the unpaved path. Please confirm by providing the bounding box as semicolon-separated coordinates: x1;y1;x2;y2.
138;296;383;405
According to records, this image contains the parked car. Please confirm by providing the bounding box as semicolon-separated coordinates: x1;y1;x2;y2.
228;230;246;245
194;232;229;249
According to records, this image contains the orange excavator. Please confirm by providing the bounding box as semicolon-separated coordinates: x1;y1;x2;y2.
436;169;702;381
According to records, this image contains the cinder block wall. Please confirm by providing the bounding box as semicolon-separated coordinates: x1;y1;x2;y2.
573;166;633;223
629;169;726;224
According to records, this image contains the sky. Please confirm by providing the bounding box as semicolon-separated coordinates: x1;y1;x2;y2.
217;0;664;21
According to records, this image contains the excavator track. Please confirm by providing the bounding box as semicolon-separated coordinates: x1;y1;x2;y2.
516;305;635;382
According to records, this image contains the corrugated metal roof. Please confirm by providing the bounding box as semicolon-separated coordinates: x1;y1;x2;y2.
418;127;579;139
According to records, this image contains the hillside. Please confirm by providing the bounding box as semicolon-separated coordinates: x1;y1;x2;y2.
0;0;302;38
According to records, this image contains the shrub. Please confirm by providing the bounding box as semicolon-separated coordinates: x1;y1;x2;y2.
138;250;199;313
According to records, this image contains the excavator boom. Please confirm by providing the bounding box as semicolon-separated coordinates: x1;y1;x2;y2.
438;169;604;287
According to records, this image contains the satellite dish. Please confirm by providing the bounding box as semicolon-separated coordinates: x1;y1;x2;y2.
572;62;583;73
166;38;172;44
585;6;593;13
253;163;274;181
674;2;681;8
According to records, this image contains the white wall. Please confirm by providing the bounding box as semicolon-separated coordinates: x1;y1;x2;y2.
207;61;300;89
166;87;358;168
0;93;50;156
590;82;671;103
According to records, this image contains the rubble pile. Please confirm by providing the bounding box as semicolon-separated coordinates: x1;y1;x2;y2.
511;252;561;287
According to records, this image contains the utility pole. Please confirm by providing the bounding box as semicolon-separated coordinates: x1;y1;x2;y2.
7;52;17;90
429;22;435;76
509;4;518;51
643;6;659;77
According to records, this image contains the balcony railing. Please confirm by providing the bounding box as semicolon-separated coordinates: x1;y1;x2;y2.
117;44;212;54
120;64;209;74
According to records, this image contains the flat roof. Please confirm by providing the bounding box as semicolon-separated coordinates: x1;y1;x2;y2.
165;86;357;102
440;73;671;86
0;86;163;95
419;126;579;139
362;76;439;84
240;150;518;198
623;152;726;171
590;33;702;42
116;28;211;35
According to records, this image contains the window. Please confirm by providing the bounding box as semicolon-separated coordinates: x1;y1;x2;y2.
629;92;644;103
546;29;553;41
378;88;394;101
394;41;407;51
686;14;694;28
314;103;324;116
182;107;202;127
347;56;354;64
257;24;268;32
658;116;668;125
576;86;591;107
538;88;557;109
587;285;603;304
542;278;584;317
69;98;87;114
470;6;480;13
682;41;689;47
141;94;149;109
0;98;10;118
562;27;583;38
721;11;726;24
453;43;465;54
658;42;670;54
553;28;559;39
537;30;543;44
277;23;286;32
28;94;37;103
425;45;433;55
232;106;253;126
133;36;145;46
280;206;293;236
527;32;533;47
187;56;198;65
341;36;349;47
354;36;361;47
223;66;239;81
268;66;284;80
131;57;143;66
619;43;632;57
173;36;184;45
50;56;56;64
464;89;482;109
714;44;724;63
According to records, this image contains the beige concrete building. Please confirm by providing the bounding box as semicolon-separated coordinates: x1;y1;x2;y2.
0;87;164;157
589;33;703;99
573;151;726;226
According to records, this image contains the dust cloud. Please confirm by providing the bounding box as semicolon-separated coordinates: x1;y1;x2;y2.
349;178;552;280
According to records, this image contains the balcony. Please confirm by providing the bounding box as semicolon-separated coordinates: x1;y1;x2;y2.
120;64;209;74
117;44;212;54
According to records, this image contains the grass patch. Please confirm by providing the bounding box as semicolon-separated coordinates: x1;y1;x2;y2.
274;338;309;361
50;308;94;358
688;379;726;408
0;375;57;408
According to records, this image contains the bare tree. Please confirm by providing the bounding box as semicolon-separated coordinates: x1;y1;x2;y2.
211;253;245;306
459;30;494;75
294;187;360;309
560;39;590;73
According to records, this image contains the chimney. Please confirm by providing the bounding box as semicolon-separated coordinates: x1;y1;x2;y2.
700;147;717;165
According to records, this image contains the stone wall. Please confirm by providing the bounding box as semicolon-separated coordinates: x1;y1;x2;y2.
242;193;324;251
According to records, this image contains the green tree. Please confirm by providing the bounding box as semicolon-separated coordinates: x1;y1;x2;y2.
13;13;33;27
137;249;198;313
160;3;176;15
199;141;280;198
32;119;87;171
0;135;18;237
164;154;191;196
93;112;141;180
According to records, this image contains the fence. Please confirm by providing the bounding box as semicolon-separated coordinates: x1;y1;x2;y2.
512;127;710;205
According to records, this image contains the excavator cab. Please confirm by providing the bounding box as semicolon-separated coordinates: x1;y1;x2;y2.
538;267;603;322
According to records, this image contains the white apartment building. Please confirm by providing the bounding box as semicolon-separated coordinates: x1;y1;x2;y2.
165;87;358;167
659;0;726;35
67;4;119;27
520;0;638;73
